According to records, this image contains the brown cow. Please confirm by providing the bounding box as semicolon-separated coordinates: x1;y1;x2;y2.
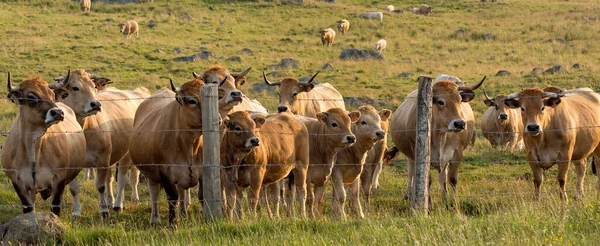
2;71;86;216
481;90;523;149
503;87;600;200
264;71;346;117
221;111;309;219
336;20;350;35
129;77;208;228
330;106;390;219
297;108;360;218
387;77;485;200
360;110;390;204
320;28;336;47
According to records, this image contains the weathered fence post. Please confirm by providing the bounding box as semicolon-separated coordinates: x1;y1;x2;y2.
201;84;223;221
410;75;432;216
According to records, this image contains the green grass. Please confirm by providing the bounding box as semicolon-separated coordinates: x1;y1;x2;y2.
1;0;600;244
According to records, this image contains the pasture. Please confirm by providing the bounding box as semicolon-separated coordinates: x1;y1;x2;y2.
0;0;600;244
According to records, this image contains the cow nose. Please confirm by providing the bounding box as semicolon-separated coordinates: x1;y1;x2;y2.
278;105;288;113
526;124;540;133
49;108;64;121
90;100;101;111
231;91;242;98
375;130;385;139
249;137;260;147
453;120;466;130
346;135;356;143
499;113;508;120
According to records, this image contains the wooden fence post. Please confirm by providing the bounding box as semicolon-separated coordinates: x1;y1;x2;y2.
410;75;432;216
201;84;223;221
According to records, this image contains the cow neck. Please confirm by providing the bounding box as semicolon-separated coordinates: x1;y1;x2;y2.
16;112;48;182
307;121;340;167
173;102;203;143
295;92;315;117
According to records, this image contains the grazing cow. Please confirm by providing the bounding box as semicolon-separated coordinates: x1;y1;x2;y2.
320;28;336;47
336;19;350;35
376;39;387;53
298;108;360;218
129;77;207;228
386;77;486;199
410;6;419;14
503;87;600;200
221;111;309;219
330;106;390;219
360;109;390;203
53;69;150;216
360;12;384;23
80;0;91;12
264;71;346;117
417;4;433;15
386;5;394;12
481;90;523;149
118;20;139;39
2;71;86;216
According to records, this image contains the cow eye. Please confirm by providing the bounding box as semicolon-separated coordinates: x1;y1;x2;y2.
361;121;367;125
27;95;39;103
188;99;197;105
541;106;545;111
218;89;225;100
234;126;242;131
292;93;297;98
521;107;525;112
72;87;80;91
331;122;338;128
437;100;444;106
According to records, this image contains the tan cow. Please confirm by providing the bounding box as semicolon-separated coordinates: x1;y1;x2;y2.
387;77;485;200
360;110;390;203
129;77;206;228
264;71;346;117
2;72;86;216
336;20;350;35
376;39;387;53
503;87;600;200
320;28;336;47
481;90;523;149
417;4;433;15
80;0;91;12
297;108;360;218
118;20;139;39
221;111;309;219
330;106;389;219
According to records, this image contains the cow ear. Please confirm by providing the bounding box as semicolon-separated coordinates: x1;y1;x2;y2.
348;111;361;123
460;91;476;102
254;117;266;128
379;109;392;121
484;99;495;107
299;84;314;92
316;112;328;123
544;98;561;108
54;88;69;102
234;76;246;89
504;99;520;109
7;91;22;104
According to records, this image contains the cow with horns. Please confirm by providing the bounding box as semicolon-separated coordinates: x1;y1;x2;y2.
481;90;524;149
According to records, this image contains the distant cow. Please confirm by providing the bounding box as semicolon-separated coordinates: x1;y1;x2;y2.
118;20;139;39
503;87;600;200
481;90;523;149
80;0;91;12
417;4;433;15
2;71;86;216
386;5;394;12
336;19;350;35
376;39;387;53
360;109;390;203
410;6;419;14
320;28;336;47
360;12;384;23
434;74;464;86
264;71;346;117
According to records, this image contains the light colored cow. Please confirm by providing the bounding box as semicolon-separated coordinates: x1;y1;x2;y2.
360;109;390;203
80;0;91;12
376;39;387;53
336;19;350;35
118;20;139;39
360;12;384;23
386;5;394;12
320;28;336;47
481;90;523;149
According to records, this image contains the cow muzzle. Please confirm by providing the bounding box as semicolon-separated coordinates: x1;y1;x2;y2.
277;105;289;113
85;100;102;115
375;130;385;140
343;134;356;144
498;113;508;121
525;124;541;135
448;119;466;132
45;107;64;124
246;137;260;148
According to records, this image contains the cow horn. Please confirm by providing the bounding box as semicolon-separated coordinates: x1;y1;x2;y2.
482;89;492;101
53;75;66;82
49;69;70;89
218;76;228;87
458;76;486;91
7;72;18;91
263;71;280;86
302;71;320;85
169;79;177;92
192;72;200;79
503;92;520;101
231;66;252;78
542;92;561;98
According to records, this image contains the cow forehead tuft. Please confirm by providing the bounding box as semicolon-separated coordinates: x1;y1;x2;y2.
206;65;229;74
357;105;377;114
518;88;544;97
18;77;54;96
180;78;205;92
433;80;459;91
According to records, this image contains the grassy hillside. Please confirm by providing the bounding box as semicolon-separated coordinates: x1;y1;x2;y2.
1;0;600;245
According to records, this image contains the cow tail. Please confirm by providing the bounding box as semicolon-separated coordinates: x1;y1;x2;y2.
383;146;400;167
593;157;597;176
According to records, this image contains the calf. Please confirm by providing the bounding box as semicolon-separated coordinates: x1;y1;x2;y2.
376;39;387;53
481;90;523;149
360;110;390;203
336;20;350;35
360;12;384;23
80;0;91;12
320;28;336;47
118;20;139;39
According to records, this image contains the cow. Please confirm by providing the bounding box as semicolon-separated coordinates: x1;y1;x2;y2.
52;69;150;216
336;19;350;35
330;106;390;219
263;71;346;117
320;28;336;47
503;87;600;200
386;77;486;200
410;6;419;14
221;111;309;219
434;74;464;86
360;12;384;23
129;77;208;228
376;39;387;53
360;109;390;203
417;4;433;15
481;90;523;149
2;71;86;216
296;108;360;218
118;20;139;39
80;0;91;12
386;5;394;12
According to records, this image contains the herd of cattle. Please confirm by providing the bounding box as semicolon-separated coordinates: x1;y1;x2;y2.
2;65;600;228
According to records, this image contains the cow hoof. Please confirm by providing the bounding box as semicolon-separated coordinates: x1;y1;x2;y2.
113;207;122;212
168;223;178;230
101;211;110;219
72;211;82;217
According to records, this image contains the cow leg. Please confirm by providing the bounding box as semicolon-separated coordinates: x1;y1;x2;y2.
306;177;315;218
178;186;189;219
114;163;128;212
95;168;111;218
129;167;140;203
148;179;161;224
222;179;237;220
69;179;82;216
267;183;280;218
197;180;203;213
529;163;544;200
405;159;415;199
347;180;364;219
50;181;67;216
161;181;179;229
313;182;327;219
11;180;34;214
331;170;347;220
235;186;245;219
292;166;308;218
573;160;586;200
557;161;571;201
448;152;463;195
373;161;383;190
438;164;449;199
361;166;373;205
105;167;115;209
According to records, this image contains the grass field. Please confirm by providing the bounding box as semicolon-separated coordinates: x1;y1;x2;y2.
1;0;600;245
